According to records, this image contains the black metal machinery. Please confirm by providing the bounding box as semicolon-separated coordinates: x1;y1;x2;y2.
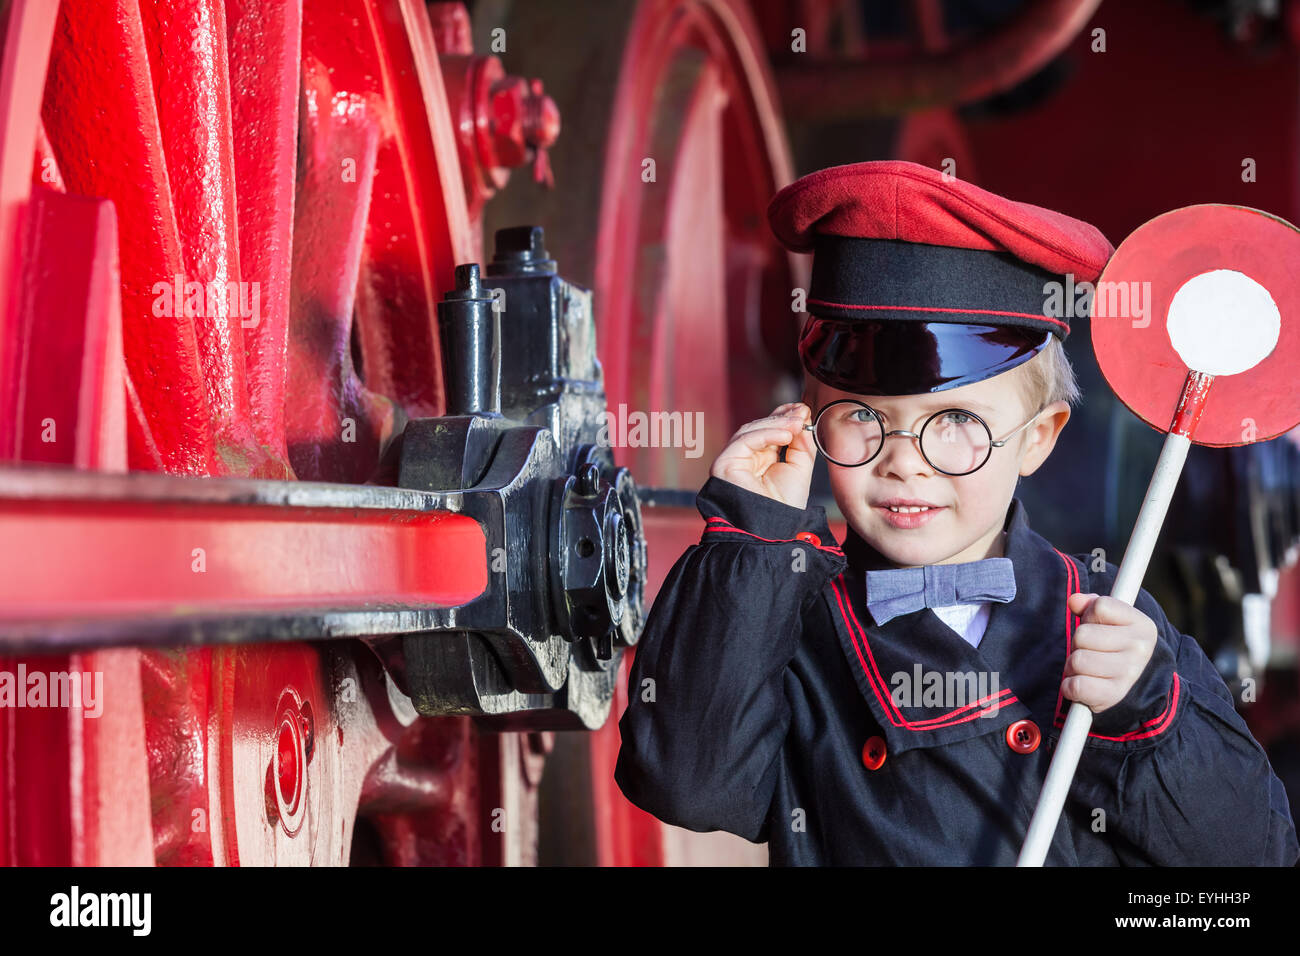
370;225;648;730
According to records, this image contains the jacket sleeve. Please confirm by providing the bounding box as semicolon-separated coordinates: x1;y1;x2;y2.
1066;558;1299;866
614;476;847;842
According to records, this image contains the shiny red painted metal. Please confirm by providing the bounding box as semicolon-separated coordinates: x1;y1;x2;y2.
0;0;556;868
139;0;280;478
2;649;154;865
288;62;396;482
646;59;729;484
0;0;57;460
432;1;561;220
11;191;125;469
303;0;472;420
32;120;61;189
0;5;152;860
0;489;487;624
43;0;220;475
493;0;795;868
228;0;301;469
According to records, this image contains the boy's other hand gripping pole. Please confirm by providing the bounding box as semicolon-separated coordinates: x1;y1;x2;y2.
1017;420;1195;866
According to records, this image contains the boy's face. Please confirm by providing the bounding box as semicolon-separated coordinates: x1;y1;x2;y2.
802;368;1070;568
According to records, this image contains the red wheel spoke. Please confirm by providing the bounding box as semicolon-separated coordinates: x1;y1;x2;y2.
0;0;58;460
288;71;394;482
304;0;472;419
649;62;730;486
139;0;280;478
227;0;303;471
44;0;215;475
13;190;126;469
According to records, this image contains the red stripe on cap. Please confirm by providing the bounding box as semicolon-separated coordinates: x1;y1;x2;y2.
806;298;1069;331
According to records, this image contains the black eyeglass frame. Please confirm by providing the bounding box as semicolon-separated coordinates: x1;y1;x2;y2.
802;399;1047;476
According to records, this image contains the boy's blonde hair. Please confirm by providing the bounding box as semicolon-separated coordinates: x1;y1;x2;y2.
1015;336;1080;412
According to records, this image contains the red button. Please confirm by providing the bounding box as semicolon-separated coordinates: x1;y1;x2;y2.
1006;719;1041;754
795;531;821;547
861;736;887;770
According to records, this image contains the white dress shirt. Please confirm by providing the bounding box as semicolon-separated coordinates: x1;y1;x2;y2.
932;602;992;649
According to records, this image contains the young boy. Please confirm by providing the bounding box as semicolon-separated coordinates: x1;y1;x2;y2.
613;160;1299;865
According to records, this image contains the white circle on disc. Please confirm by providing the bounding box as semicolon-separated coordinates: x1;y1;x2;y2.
1166;268;1280;375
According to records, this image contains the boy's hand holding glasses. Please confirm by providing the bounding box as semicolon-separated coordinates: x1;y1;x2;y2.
709;403;817;510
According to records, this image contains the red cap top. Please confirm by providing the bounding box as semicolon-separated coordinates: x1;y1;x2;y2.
767;160;1113;283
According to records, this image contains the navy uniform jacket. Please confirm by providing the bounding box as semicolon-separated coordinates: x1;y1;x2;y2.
614;476;1300;865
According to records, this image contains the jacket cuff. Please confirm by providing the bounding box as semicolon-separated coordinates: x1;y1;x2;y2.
696;475;837;548
1086;631;1178;739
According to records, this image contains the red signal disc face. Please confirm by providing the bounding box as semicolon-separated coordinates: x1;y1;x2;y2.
1091;204;1300;446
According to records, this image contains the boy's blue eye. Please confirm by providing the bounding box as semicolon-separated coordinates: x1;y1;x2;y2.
848;407;881;424
941;410;974;426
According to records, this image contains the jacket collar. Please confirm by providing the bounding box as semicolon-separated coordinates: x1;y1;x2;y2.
825;496;1079;754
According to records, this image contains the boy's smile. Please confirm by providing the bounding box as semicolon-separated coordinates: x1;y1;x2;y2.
803;368;1071;569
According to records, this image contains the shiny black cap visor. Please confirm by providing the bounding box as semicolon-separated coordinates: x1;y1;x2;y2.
799;316;1051;395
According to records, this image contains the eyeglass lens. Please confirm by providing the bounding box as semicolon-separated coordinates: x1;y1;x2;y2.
813;404;992;474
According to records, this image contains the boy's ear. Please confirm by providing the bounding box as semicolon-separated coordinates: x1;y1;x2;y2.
1019;400;1071;477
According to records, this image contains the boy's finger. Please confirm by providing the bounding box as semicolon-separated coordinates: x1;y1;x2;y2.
1065;647;1130;679
1070;622;1143;653
1070;593;1146;627
729;418;796;444
732;427;797;454
1067;592;1096;612
735;410;807;433
1068;592;1106;623
781;425;818;468
1060;674;1114;709
1091;595;1147;627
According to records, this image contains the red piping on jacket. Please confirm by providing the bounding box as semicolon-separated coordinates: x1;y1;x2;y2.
831;573;1016;731
1051;548;1181;741
1072;675;1182;741
1051;549;1080;723
701;516;845;555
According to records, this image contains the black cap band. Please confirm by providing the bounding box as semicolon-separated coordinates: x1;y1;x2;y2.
808;237;1069;340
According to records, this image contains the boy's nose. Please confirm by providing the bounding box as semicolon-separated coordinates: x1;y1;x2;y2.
872;431;934;478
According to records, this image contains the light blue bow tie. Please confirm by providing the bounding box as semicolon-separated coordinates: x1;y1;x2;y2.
865;558;1016;626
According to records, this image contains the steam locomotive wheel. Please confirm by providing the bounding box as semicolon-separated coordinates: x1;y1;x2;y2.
0;0;541;866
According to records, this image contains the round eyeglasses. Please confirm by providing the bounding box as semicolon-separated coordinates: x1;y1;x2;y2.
803;400;1047;476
